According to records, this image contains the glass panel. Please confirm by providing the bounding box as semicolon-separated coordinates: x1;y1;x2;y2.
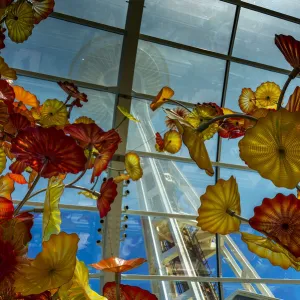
244;0;300;19
15;76;115;130
233;8;300;69
133;40;226;103
126;99;218;161
221;63;300;165
141;0;236;54
3;18;123;85
119;215;218;300
28;209;102;274
219;168;295;218
123;157;216;214
55;0;128;28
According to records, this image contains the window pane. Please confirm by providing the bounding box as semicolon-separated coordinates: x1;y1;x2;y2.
126;99;218;161
3;18;123;85
141;0;236;54
133;40;226;104
221;63;300;165
233;8;300;69
28;209;102;274
55;0;128;28
89;279;101;293
219;168;294;218
244;0;300;19
123;157;215;214
15;76;115;130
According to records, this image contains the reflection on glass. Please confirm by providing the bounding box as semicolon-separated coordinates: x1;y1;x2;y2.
220;168;295;218
244;0;300;19
233;8;300;69
120;215;218;299
141;0;235;54
222;224;300;300
123;157;215;214
2;18;123;85
127;99;218;161
133;40;226;103
28;209;102;274
55;0;128;28
15;76;115;130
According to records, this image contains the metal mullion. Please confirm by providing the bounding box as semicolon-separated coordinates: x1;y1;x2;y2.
221;0;300;26
50;12;125;35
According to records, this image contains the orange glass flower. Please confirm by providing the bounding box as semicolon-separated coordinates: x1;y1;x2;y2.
286;86;300;112
275;34;300;69
13;86;39;107
238;88;257;114
91;257;146;273
197;176;241;235
32;0;55;24
104;282;158;300
10;127;87;178
150;87;174;111
97;178;118;218
249;193;300;258
239;109;300;188
255;82;281;109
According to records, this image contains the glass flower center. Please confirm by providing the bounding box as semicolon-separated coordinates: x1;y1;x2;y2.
281;223;289;230
266;96;270;100
278;146;286;157
13;16;18;21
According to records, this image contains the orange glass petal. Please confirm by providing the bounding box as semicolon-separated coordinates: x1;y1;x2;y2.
249;193;300;258
0;79;15;102
239;109;300;188
97;178;118;218
286;86;300;112
243;108;270;130
150;87;174;111
32;0;55;24
13;86;39;107
8;173;27;184
163;130;182;154
197;176;241;235
238;88;257;114
91;257;146;273
275;34;300;68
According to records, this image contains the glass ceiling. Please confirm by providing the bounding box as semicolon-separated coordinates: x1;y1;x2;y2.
7;0;300;299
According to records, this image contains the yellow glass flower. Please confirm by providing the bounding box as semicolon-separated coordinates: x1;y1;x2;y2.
238;88;257;114
255;82;281;109
14;232;79;295
182;126;214;176
243;108;270;130
239;109;300;188
241;232;300;270
75;116;95;124
197;176;240;235
0;57;17;80
184;103;223;140
163;130;182;154
39;99;68;128
113;174;130;184
125;152;143;181
150;87;174;111
13;86;39;107
5;0;34;43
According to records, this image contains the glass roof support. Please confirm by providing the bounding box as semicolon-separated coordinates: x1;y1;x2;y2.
101;0;145;293
220;0;300;25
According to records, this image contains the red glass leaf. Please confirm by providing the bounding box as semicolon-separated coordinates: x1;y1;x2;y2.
218;120;245;139
9;160;27;174
0;197;13;220
155;132;164;151
14;212;34;245
0;79;14;102
10;127;87;178
97;178;117;218
103;282;158;300
4;112;31;135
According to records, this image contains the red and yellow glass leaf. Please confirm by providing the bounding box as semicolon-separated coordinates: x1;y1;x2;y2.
239;109;300;188
125;152;143;181
163;130;182;154
5;0;34;43
0;79;15;102
155;132;164;152
0;197;13;220
91;149;114;183
4;112;31;135
97;178;117;218
150;87;174;111
10;127;87;178
249;194;300;258
14;232;79;295
286;86;300;112
255;82;281;109
197;176;241;235
13;86;39;107
32;0;55;24
8;173;27;184
275;34;300;69
238;88;257;114
182;126;214;176
0;174;14;200
40;99;68;128
91;257;146;273
9;160;26;174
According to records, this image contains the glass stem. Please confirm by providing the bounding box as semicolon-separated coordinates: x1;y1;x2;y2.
277;68;300;110
115;116;127;130
115;273;121;300
168;99;191;112
226;209;249;223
